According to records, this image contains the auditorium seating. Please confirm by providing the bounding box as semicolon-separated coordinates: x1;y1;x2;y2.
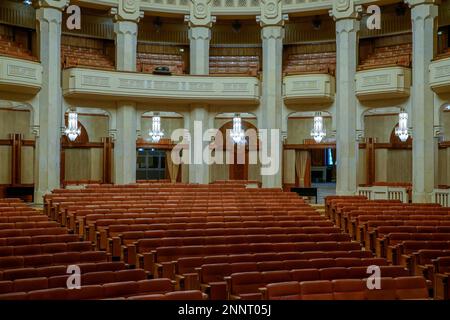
209;55;259;76
174;250;374;291
225;266;410;300
198;257;387;300
0;198;180;300
325;196;450;299
61;44;114;70
264;276;429;300
434;256;450;299
3;189;438;300
283;52;336;75
0;35;37;61
137;52;185;75
358;43;412;70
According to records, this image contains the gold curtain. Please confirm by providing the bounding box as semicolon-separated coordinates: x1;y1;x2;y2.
166;150;180;183
295;150;309;187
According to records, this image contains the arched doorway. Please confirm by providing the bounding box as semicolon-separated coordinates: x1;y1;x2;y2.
216;120;258;181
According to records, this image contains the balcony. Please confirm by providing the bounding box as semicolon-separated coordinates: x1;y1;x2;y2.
0;56;42;94
62;67;260;104
355;66;411;101
430;56;450;94
283;74;335;104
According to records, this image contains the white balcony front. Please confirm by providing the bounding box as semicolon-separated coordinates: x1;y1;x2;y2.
283;74;335;104
0;56;42;94
355;66;411;101
62;68;260;105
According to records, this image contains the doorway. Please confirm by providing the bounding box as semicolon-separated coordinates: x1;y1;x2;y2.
136;148;166;180
229;145;249;180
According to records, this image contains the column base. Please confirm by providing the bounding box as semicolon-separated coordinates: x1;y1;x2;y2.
412;192;432;204
34;189;50;205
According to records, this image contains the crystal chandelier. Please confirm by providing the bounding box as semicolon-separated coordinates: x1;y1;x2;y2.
395;110;409;142
149;114;164;143
64;111;81;142
310;112;326;143
230;114;246;144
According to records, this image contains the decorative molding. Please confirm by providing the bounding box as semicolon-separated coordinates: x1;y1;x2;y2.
356;129;365;142
0;56;42;94
329;0;362;21
33;0;69;11
257;0;288;28
283;74;335;104
355;67;411;101
185;0;216;28
62;67;260;104
430;56;450;93
108;129;117;141
111;0;144;23
31;125;40;138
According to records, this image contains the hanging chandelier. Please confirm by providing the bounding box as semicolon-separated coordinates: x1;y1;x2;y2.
149;114;164;143
310;112;326;143
230;114;246;144
64;111;81;142
395;110;409;142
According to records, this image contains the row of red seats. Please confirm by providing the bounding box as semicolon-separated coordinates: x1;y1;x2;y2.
264;277;428;300
226;266;410;300
0;199;188;300
326;196;450;299
61;44;114;70
358;43;412;70
0;36;37;61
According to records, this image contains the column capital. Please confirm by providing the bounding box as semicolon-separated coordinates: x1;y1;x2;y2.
329;0;363;21
404;0;440;8
335;16;361;34
256;0;288;28
113;19;138;36
110;0;144;23
184;0;216;28
188;26;211;41
33;0;69;10
408;0;439;20
261;25;284;40
108;129;117;141
31;125;40;138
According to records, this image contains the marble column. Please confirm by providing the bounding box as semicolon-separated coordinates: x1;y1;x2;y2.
406;0;439;202
34;0;69;204
185;0;215;183
110;1;142;184
257;0;286;188
114;103;137;184
330;0;362;195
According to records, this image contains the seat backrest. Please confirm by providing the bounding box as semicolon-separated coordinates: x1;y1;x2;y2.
229;272;263;295
395;276;428;300
365;277;396;300
266;281;301;300
436;256;450;273
332;279;366;300
165;290;205;300
320;267;349;280
300;281;333;300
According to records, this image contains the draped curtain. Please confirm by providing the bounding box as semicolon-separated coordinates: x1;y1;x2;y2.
166;150;180;183
295;150;311;187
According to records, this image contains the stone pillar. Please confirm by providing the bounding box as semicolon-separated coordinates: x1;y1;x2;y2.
257;0;287;188
185;0;215;183
406;0;439;202
34;0;68;204
111;0;142;184
114;103;137;184
185;106;211;184
330;0;362;195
